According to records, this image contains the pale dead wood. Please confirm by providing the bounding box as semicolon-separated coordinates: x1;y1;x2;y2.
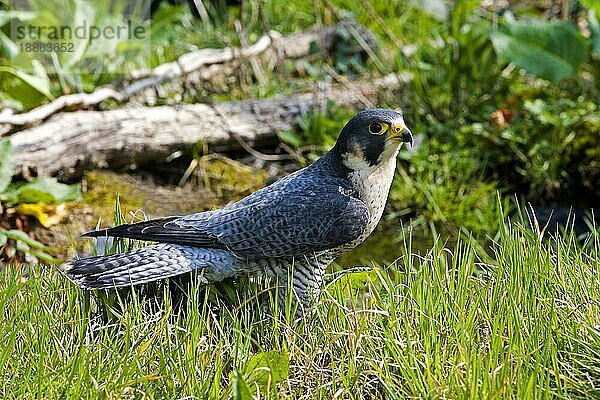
10;73;412;180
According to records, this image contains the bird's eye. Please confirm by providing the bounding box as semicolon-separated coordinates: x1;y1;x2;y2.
369;122;387;135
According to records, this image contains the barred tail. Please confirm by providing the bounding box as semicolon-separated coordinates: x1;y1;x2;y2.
59;244;203;290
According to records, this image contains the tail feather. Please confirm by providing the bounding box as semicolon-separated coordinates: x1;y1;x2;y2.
60;244;197;290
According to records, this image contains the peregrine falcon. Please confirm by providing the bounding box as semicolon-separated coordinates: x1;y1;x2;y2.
61;109;413;312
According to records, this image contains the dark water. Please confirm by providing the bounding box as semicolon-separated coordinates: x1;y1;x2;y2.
336;218;442;268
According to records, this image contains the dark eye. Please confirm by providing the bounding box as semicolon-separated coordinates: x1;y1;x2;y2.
369;122;383;134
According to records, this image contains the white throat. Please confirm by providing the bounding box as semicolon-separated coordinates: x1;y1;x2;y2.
344;142;401;228
342;141;401;181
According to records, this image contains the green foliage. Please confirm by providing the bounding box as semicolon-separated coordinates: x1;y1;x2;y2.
0;229;60;263
393;146;506;235
275;0;600;229
407;2;507;129
490;14;588;82
0;144;69;260
149;3;227;67
279;101;354;162
0;143;80;206
0;10;36;59
0;177;80;205
231;350;290;398
245;350;289;386
398;2;600;212
0;8;53;107
0;139;79;263
294;22;375;79
1;1;149;109
456;82;600;205
581;0;600;15
5;176;80;204
0;62;53;110
293;108;340;149
231;371;253;400
330;23;371;76
1;0;599;242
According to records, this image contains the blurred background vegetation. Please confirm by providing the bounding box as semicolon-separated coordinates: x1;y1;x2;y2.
2;3;600;398
0;0;599;263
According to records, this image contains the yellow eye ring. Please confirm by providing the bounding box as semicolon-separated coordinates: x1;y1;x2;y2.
369;122;388;135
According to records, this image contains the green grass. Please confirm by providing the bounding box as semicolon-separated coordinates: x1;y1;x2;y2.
1;218;599;399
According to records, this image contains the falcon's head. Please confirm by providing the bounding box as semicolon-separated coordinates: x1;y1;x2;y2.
332;108;413;171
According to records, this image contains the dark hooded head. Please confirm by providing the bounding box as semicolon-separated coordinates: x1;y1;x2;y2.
332;108;413;171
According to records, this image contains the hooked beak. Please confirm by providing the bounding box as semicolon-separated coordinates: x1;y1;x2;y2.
387;123;413;147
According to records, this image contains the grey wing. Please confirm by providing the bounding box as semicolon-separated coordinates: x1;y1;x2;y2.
182;181;371;258
84;176;370;259
82;215;225;249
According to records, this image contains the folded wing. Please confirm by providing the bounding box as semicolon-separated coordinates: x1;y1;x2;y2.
83;174;370;259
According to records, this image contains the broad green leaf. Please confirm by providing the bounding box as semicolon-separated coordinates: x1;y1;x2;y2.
0;231;6;247
15;177;80;204
0;11;36;58
0;64;54;100
232;371;253;400
0;139;14;193
245;350;290;387
490;19;587;81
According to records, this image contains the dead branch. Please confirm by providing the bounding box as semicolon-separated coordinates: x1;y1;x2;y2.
10;73;412;180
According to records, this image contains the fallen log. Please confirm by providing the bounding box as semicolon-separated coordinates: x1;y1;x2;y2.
10;73;411;180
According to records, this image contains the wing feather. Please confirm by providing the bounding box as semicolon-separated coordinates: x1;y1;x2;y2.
82;216;225;249
82;171;370;259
